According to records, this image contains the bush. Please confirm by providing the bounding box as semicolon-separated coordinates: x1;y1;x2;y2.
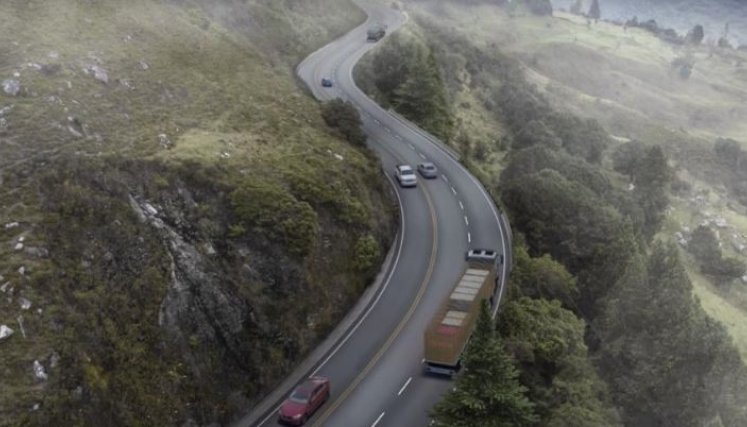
321;99;367;147
353;234;381;275
230;180;319;257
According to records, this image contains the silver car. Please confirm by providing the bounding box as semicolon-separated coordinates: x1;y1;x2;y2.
417;162;438;179
395;164;417;188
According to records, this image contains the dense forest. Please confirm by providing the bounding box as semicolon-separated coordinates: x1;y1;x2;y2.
356;0;747;425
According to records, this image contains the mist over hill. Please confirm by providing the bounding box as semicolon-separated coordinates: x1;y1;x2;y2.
552;0;747;46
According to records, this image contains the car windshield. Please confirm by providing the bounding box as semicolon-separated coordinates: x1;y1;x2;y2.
423;164;435;170
289;388;310;404
401;168;414;175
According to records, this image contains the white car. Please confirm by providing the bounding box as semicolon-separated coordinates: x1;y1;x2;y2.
395;164;417;188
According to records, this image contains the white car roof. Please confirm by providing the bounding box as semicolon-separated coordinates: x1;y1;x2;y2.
398;165;413;171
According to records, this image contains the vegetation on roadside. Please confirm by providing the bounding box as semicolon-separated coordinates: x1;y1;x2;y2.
356;1;747;425
0;0;396;425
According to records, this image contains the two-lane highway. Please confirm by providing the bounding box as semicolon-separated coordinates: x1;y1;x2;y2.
240;2;510;426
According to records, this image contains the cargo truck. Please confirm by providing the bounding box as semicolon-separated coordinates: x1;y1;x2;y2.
423;249;500;376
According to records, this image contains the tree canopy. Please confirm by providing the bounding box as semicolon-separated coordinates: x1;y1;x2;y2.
431;302;537;427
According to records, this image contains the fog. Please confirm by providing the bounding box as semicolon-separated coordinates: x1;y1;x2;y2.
552;0;747;45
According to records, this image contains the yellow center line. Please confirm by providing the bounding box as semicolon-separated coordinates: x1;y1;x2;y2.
312;179;439;427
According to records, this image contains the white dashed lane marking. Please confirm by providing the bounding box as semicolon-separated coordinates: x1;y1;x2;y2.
371;412;386;427
397;377;412;396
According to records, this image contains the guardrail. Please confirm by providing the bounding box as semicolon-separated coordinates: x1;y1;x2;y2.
385;108;461;161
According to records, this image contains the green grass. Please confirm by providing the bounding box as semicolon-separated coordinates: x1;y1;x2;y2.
0;0;394;424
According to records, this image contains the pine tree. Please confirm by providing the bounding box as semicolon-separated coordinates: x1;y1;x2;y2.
431;301;537;427
570;0;583;15
588;0;601;20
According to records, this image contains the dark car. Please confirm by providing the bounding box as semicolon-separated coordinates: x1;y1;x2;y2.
278;376;331;425
417;162;438;179
321;78;333;87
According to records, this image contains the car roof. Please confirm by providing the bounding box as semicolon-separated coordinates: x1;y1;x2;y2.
398;164;413;171
420;162;435;168
297;376;328;391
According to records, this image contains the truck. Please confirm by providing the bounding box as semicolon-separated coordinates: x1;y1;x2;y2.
366;25;386;42
423;249;500;376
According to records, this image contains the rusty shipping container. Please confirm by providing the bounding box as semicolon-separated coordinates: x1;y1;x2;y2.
423;249;498;376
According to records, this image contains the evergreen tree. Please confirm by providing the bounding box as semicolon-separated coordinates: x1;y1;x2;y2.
431;301;537;427
595;242;747;426
686;24;705;44
632;145;672;238
569;0;583;15
588;0;601;20
500;297;621;426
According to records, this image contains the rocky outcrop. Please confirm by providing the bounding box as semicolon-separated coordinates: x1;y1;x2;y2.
129;195;255;369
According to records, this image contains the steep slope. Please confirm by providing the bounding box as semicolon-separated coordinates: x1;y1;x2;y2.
0;1;395;425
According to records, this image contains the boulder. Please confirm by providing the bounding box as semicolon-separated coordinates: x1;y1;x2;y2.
85;65;109;84
19;297;31;310
2;79;21;96
158;133;171;148
0;325;13;341
32;360;48;381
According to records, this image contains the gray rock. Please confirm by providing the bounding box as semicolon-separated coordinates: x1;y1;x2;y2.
2;79;21;96
24;247;49;258
0;324;13;341
158;133;172;148
19;297;31;310
67;116;85;137
85;65;109;84
33;360;48;381
139;60;150;71
49;352;60;369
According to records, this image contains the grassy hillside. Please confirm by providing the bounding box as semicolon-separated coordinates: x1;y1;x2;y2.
0;0;396;425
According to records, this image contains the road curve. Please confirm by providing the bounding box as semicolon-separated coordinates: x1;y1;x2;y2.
238;2;511;426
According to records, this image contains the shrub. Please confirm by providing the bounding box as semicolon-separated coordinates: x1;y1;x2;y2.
321;99;367;147
230;180;319;257
353;234;381;275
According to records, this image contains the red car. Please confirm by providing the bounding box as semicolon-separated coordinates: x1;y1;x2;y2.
278;376;331;425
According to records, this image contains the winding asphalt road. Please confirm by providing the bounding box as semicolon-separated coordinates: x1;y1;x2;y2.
239;2;511;426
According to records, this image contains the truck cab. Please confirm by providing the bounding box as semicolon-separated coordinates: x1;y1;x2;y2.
367;25;386;42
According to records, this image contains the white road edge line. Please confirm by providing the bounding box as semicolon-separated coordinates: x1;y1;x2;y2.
441;174;449;183
310;173;406;376
451;186;457;195
372;412;386;427
419;153;426;160
256;174;407;427
459;201;464;210
408;143;415;150
464;216;469;226
397;377;413;396
467;232;472;243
